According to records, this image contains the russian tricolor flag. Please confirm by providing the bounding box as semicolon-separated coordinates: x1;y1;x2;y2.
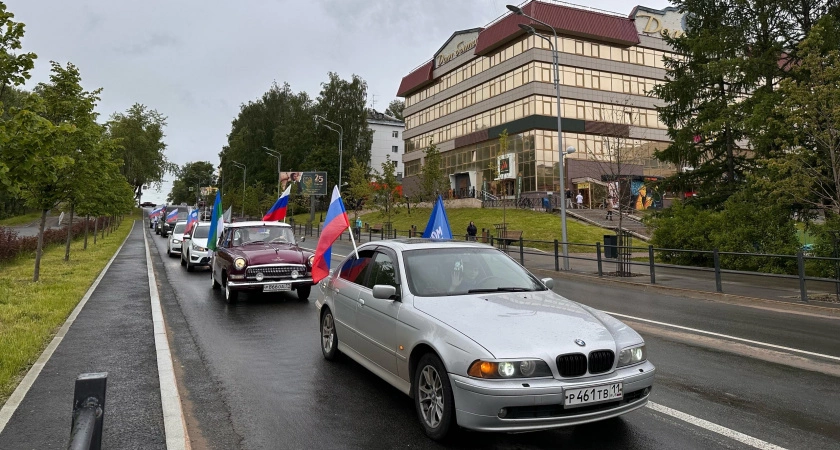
185;209;199;234
263;185;292;221
166;209;179;223
312;186;351;283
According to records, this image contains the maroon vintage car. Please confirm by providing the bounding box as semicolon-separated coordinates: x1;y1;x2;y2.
210;221;315;303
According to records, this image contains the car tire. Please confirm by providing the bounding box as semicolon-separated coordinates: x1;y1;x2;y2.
211;270;221;290
186;259;194;272
167;247;172;257
320;308;339;361
414;353;456;441
224;274;238;303
181;252;187;266
296;284;311;301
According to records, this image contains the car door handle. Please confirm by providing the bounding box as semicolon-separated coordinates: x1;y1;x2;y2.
358;299;365;306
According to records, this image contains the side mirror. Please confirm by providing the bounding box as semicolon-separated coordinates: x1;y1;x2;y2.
372;285;397;300
541;278;554;290
299;236;305;242
183;234;191;240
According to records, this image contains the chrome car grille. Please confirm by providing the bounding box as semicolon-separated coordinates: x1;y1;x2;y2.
245;264;307;280
556;353;587;377
556;350;615;377
588;350;615;374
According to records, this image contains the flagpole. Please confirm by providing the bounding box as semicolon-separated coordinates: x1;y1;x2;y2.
347;225;359;259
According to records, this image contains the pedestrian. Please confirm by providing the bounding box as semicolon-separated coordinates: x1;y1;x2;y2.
605;196;614;221
565;189;572;209
466;221;477;241
576;191;584;209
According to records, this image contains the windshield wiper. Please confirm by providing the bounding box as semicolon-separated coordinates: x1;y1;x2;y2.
244;240;265;245
467;287;531;293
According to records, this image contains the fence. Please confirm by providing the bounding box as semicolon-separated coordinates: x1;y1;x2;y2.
288;221;840;303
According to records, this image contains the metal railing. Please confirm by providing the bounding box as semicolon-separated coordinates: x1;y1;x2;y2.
68;372;108;450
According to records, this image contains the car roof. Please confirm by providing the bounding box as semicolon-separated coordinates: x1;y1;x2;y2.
225;221;292;229
360;239;493;252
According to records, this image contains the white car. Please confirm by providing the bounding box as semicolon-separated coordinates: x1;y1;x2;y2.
181;222;211;272
167;221;187;257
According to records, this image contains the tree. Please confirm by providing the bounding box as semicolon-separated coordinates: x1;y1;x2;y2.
418;138;448;202
345;157;372;220
168;161;216;205
108;103;173;204
372;155;400;229
385;99;404;121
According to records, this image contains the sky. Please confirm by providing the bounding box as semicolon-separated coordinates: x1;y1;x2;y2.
6;0;672;204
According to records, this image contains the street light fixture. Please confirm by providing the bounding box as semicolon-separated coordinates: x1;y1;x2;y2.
313;115;344;190
510;5;572;270
232;161;246;219
263;146;282;198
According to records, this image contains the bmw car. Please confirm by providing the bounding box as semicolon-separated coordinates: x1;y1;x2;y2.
315;239;654;440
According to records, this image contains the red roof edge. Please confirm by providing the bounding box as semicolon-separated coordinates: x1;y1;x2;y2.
396;61;435;97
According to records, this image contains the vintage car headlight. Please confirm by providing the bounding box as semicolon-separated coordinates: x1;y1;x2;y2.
467;359;552;379
307;255;315;268
234;258;246;270
617;344;647;368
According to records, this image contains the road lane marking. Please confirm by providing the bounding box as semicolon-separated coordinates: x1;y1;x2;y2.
144;227;190;449
606;311;840;362
647;402;787;450
0;221;135;434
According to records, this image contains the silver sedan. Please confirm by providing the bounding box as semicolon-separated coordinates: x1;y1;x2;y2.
315;240;655;440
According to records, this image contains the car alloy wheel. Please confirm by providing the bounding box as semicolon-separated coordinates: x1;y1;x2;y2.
414;353;455;440
320;309;339;360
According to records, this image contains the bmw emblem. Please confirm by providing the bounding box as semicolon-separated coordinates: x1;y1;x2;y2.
574;339;586;347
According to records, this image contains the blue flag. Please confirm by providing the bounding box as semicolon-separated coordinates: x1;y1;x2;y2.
422;195;452;239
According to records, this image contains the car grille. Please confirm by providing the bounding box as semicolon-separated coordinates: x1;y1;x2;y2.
556;353;587;377
246;264;307;280
556;350;615;377
588;350;615;374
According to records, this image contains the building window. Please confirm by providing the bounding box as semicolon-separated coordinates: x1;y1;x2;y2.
575;41;584;55
392;131;399;138
392;146;398;153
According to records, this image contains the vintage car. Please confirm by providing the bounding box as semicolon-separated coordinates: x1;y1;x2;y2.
210;221;315;303
315;239;654;440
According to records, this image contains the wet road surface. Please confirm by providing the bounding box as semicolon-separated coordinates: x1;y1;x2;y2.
147;229;840;449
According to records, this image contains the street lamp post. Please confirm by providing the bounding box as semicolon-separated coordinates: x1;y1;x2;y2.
263;146;282;198
232;161;246;219
509;5;573;270
313;115;344;190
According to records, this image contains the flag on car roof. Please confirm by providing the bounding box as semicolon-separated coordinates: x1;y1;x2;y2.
206;192;224;252
312;186;351;283
422;195;452;239
223;206;232;223
166;209;179;223
263;185;291;221
150;206;164;218
185;209;199;234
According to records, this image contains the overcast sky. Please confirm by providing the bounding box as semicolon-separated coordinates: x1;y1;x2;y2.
6;0;671;203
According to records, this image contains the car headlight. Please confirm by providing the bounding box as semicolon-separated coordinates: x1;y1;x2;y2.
234;258;246;270
172;239;181;244
192;243;207;252
467;359;552;379
307;255;315;268
617;344;646;368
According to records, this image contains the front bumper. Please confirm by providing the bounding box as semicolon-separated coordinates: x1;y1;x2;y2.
188;249;210;266
227;278;314;291
450;361;655;432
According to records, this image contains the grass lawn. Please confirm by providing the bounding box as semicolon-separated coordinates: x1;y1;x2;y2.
290;205;613;252
0;212;43;227
0;214;135;404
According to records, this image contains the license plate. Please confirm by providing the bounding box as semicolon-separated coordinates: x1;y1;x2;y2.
263;283;291;292
565;383;623;407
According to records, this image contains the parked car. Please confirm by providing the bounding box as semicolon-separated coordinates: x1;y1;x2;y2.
210;221;314;303
167;221;187;257
140;201;156;208
315;240;655;440
181;222;211;272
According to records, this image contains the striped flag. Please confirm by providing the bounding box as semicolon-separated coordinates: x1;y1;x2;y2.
206;192;224;252
166;209;179;223
185;209;199;234
311;186;351;283
263;185;291;221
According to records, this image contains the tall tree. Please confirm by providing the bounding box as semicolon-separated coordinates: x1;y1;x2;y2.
0;1;36;107
108;103;173;204
385;99;405;121
345;157;372;220
418;138;448;202
168;161;216;205
372;155;400;228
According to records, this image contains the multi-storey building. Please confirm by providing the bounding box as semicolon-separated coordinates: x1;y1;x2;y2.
397;1;685;207
367;110;405;180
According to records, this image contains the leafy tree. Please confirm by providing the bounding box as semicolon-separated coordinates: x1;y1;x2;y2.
418;138;448;202
372;155;400;228
0;1;36;106
108;103;173;204
345;157;372;220
168;161;216;205
385;99;404;121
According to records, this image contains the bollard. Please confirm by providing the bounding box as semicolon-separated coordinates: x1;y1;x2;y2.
554;239;559;272
649;245;656;284
596;242;603;276
798;251;808;302
68;372;107;450
519;237;524;265
713;249;722;292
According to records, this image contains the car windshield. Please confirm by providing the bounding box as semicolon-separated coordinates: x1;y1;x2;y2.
403;247;545;297
192;225;210;239
232;226;295;246
173;223;186;234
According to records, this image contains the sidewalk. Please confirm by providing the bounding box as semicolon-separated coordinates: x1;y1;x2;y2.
0;222;167;449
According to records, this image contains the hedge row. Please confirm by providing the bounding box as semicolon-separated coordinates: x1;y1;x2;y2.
0;217;112;264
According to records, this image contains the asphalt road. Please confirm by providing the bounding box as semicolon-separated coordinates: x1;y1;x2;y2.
146;228;840;450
